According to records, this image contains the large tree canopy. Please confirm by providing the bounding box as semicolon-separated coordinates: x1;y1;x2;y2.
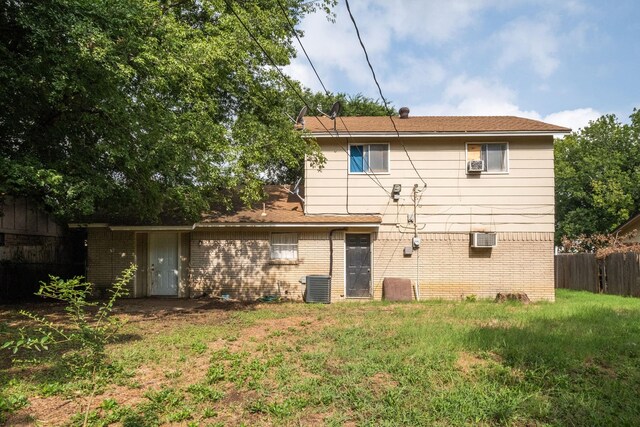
0;0;332;224
555;108;640;241
287;90;395;117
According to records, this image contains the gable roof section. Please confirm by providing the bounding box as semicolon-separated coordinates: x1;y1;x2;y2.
613;213;640;235
73;185;380;230
304;115;571;135
198;185;380;226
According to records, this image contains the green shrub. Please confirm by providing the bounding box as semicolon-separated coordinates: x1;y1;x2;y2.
1;264;136;426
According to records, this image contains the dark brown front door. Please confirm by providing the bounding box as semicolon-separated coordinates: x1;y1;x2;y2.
346;234;371;298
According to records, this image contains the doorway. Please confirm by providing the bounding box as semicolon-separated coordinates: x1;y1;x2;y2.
149;233;179;296
345;234;372;298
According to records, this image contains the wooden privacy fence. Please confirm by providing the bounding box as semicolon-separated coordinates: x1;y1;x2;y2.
0;262;85;302
555;252;640;297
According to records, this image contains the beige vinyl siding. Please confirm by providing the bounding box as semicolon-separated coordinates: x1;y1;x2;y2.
617;218;640;243
305;136;555;233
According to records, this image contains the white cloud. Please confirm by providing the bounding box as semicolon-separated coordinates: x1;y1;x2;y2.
285;62;324;93
284;0;606;133
494;17;560;78
381;56;446;94
285;0;494;94
375;0;492;44
412;75;541;117
410;75;600;132
543;108;602;131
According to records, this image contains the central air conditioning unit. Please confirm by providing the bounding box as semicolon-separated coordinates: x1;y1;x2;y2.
304;275;331;303
467;160;484;173
471;232;497;248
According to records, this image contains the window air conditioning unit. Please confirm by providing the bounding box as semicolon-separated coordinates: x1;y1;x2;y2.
467;160;484;173
471;232;497;248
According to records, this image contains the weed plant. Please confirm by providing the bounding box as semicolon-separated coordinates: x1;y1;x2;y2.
1;264;136;426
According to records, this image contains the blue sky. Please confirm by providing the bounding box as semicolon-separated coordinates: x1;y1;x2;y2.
285;0;639;131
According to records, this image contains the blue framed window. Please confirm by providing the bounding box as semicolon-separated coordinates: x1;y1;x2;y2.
349;144;389;173
350;145;365;172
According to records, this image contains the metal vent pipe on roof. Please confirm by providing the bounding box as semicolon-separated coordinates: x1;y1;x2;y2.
399;107;410;118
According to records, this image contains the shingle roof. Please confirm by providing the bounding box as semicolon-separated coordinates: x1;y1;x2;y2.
198;185;380;225
304;115;571;134
613;213;640;235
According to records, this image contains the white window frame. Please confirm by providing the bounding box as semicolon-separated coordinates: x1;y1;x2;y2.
270;232;298;260
465;142;509;175
348;143;391;175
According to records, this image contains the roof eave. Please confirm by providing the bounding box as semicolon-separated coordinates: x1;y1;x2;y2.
68;224;195;231
195;222;380;228
307;130;570;138
612;213;640;235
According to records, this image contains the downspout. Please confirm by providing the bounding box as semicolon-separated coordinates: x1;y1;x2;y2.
413;184;421;301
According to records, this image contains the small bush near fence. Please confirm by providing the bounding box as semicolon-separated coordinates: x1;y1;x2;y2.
0;263;85;302
555;252;640;297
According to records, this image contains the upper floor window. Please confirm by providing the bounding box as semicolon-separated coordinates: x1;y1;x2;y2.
466;143;509;173
350;143;389;173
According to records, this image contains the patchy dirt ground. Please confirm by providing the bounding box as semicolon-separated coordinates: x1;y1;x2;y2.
0;298;334;426
5;292;636;427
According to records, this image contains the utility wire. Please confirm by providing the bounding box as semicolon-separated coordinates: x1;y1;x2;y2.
227;0;390;197
344;0;428;189
224;0;335;137
274;0;389;194
275;0;329;95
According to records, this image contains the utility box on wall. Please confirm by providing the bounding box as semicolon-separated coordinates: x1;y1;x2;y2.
382;277;413;301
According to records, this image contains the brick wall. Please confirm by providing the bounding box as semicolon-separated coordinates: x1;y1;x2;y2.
86;228;554;302
190;230;344;301
373;232;555;302
87;228;136;292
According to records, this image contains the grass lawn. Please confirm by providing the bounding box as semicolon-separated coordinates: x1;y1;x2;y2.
2;290;640;426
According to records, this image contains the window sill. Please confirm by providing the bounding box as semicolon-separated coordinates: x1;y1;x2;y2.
269;259;299;265
349;171;391;175
465;171;509;176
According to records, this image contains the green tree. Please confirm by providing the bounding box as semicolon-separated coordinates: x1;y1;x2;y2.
288;90;395;118
0;0;332;224
555;108;640;241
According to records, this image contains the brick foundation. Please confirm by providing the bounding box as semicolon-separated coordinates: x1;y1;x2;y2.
87;229;554;302
373;232;555;302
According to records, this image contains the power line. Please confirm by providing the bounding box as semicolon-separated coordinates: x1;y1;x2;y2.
275;0;329;95
226;0;391;196
274;0;389;193
344;0;428;189
224;0;333;135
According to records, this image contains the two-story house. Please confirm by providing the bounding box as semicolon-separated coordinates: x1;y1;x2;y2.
81;110;570;301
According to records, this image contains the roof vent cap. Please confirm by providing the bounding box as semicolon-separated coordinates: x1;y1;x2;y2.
399;107;410;119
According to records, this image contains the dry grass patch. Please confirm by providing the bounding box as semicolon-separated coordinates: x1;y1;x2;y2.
2;291;640;426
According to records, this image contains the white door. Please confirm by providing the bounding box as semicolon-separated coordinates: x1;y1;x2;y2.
149;233;179;296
